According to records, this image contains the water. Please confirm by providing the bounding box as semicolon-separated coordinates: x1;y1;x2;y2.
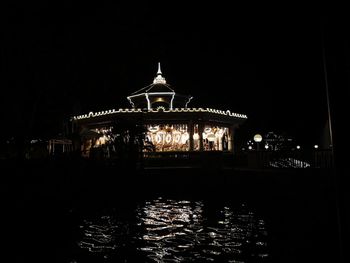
6;162;340;262
69;198;269;262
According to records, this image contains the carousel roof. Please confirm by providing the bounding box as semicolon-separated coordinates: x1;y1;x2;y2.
127;63;192;110
71;63;248;124
129;62;174;96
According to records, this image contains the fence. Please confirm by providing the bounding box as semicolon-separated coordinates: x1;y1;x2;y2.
235;149;334;169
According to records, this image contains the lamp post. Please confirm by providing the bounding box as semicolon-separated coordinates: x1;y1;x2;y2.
320;21;344;263
253;134;263;151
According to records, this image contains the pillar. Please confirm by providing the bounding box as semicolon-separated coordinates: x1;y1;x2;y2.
188;120;194;151
198;123;204;151
228;125;235;154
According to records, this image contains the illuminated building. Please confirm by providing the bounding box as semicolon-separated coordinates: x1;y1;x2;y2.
71;63;247;157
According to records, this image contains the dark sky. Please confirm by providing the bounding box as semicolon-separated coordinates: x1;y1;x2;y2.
0;3;346;146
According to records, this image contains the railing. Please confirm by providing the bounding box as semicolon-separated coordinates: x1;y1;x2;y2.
76;149;334;170
142;151;230;168
234;149;334;169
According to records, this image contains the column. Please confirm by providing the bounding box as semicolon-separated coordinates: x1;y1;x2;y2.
188;120;194;151
228;125;235;153
198;123;204;151
48;140;51;155
218;136;223;151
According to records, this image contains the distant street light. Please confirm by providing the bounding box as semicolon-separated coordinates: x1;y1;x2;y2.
296;145;301;150
253;134;262;151
253;134;262;142
314;144;319;149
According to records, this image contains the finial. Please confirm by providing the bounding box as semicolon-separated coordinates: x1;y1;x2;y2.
157;62;162;75
153;62;166;84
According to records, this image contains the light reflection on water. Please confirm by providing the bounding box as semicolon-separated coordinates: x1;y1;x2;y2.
75;198;268;262
77;216;120;254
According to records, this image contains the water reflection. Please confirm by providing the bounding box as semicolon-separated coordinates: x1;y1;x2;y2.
77;215;121;256
75;198;268;262
136;198;269;262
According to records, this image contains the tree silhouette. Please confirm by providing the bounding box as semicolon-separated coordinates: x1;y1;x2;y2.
109;119;148;169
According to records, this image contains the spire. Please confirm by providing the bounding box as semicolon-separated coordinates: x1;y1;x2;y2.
157;62;162;75
153;62;166;84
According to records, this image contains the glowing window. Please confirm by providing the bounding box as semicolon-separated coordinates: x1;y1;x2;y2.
145;124;189;152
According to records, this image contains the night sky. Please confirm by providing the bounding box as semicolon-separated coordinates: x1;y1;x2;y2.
1;4;347;146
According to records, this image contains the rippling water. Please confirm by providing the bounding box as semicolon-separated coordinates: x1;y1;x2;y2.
73;198;269;262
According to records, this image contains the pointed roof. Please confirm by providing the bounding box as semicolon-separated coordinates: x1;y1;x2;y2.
153;62;166;84
130;62;174;96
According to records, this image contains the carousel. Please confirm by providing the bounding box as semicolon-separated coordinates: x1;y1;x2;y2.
71;63;247;158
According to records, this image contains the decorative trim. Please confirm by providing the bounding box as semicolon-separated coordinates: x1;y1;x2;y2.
185;96;193;108
145;93;151;110
170;92;175;110
72;107;248;120
127;96;135;108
